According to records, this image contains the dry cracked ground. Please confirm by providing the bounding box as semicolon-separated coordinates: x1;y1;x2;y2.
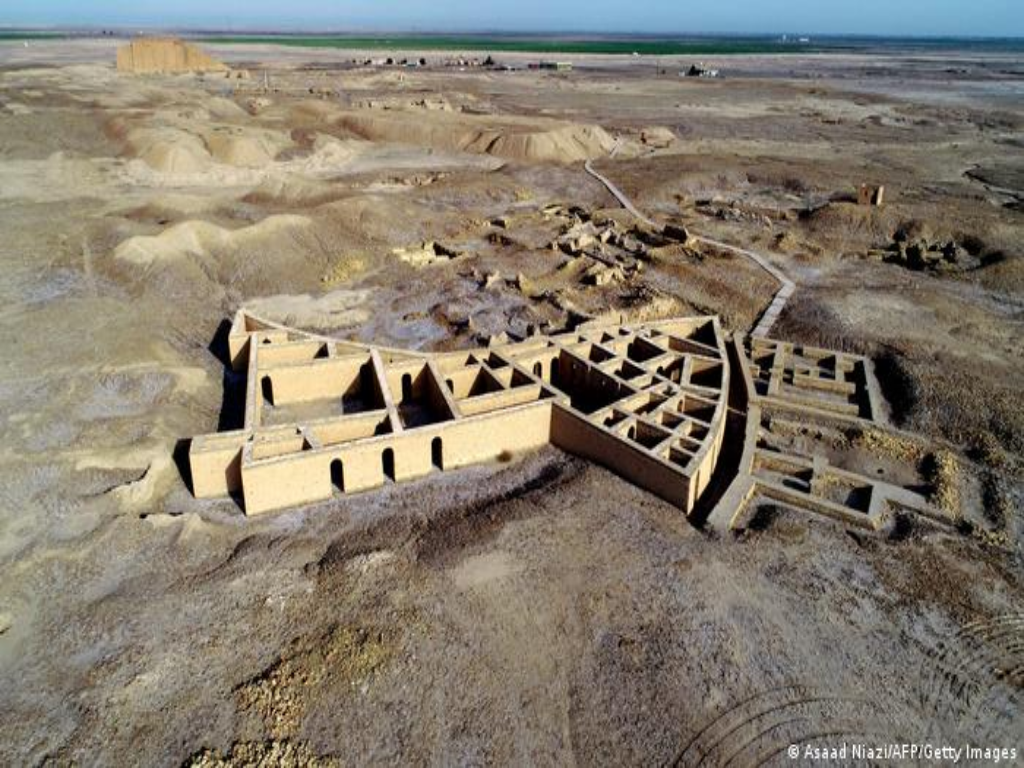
0;40;1022;766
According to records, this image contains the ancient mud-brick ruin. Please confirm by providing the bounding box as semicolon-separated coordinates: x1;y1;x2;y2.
116;38;228;74
858;183;885;206
191;311;953;533
192;311;731;515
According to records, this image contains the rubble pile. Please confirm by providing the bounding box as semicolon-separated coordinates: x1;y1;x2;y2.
307;85;338;99
392;240;465;266
696;199;775;228
354;96;454;112
870;229;979;272
537;205;693;287
546;205;689;255
640;127;676;148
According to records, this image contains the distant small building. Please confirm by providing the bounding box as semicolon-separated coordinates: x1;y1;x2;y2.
682;63;719;78
858;184;885;207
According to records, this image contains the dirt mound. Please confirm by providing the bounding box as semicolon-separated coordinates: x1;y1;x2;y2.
128;128;212;174
640;126;677;148
243;175;345;207
335;111;615;164
317;195;430;243
126;126;292;173
299;134;363;170
974;253;1024;293
799;201;899;249
203;131;280;168
203;97;249;121
116;38;228;75
113;215;311;265
467;124;615;163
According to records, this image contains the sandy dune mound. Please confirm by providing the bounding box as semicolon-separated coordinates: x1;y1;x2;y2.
203;131;278;168
204;97;248;120
243;139;364;203
139;143;210;175
304;133;363;166
114;215;311;265
128;128;212;174
464;124;616;163
336;110;615;164
126;125;292;173
116;38;228;75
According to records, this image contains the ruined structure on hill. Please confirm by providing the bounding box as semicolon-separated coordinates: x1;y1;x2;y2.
116;38;228;74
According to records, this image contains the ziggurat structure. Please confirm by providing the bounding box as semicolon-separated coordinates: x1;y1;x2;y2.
190;311;954;533
116;38;229;75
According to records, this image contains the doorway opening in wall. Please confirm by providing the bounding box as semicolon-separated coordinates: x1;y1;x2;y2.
401;373;412;401
431;436;443;470
261;376;274;406
330;459;344;493
382;448;395;482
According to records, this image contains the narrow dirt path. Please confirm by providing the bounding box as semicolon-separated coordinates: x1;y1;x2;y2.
583;159;656;228
696;236;796;337
583;158;795;337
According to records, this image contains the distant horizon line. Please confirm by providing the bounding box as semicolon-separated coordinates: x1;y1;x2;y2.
2;25;1024;41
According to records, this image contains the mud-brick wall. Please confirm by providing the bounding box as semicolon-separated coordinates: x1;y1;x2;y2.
240;402;554;515
550;407;692;511
190;431;247;498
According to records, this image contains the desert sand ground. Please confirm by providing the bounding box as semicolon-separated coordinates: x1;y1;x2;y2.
0;38;1022;766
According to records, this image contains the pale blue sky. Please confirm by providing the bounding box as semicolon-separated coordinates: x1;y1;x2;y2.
2;0;1022;37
